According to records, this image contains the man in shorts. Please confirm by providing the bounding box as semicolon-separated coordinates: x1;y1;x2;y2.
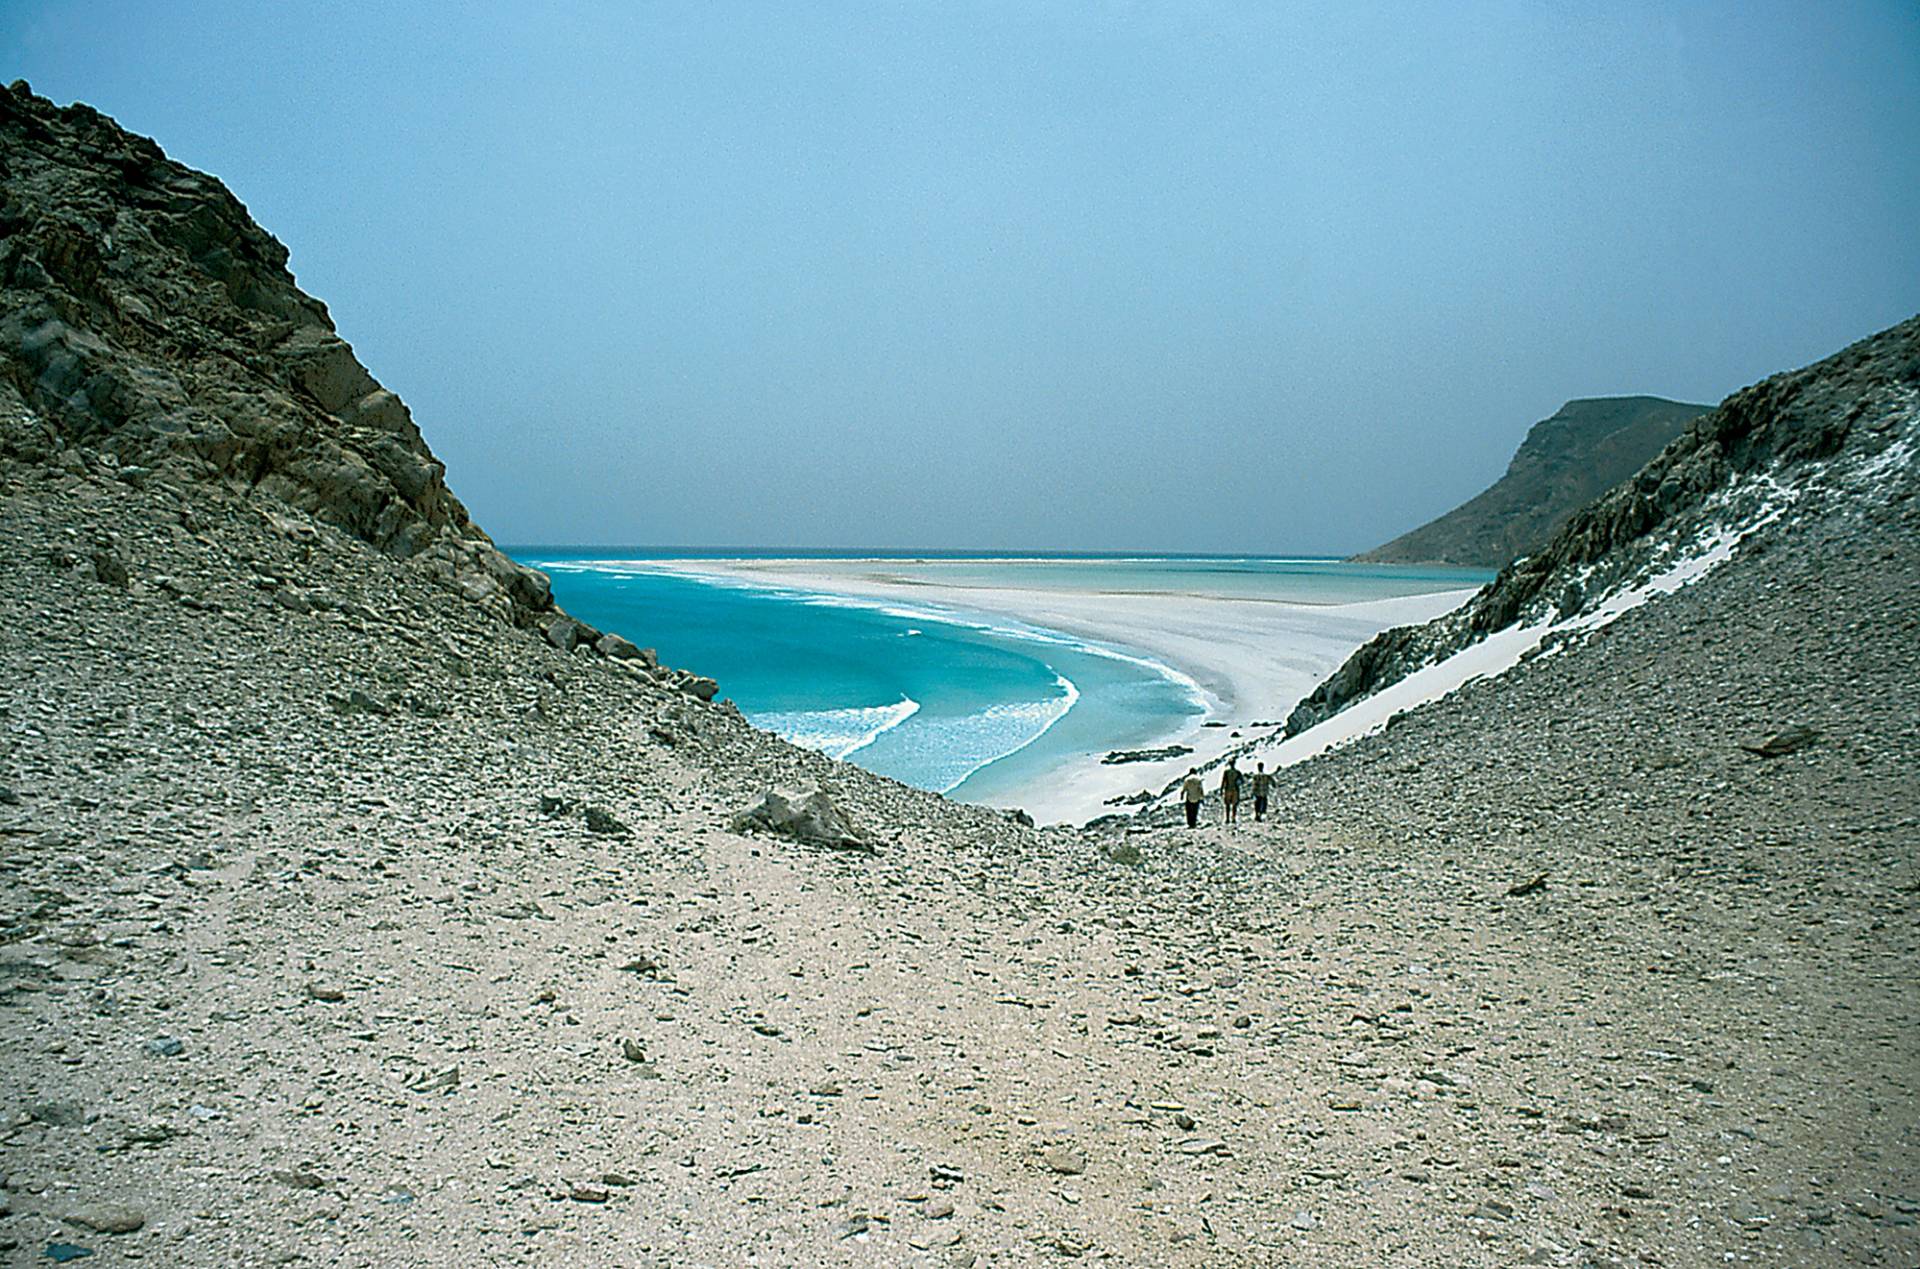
1221;760;1242;825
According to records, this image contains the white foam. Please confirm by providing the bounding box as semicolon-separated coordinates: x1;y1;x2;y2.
752;697;922;761
895;672;1082;794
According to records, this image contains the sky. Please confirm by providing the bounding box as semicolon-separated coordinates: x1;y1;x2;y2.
6;2;1918;553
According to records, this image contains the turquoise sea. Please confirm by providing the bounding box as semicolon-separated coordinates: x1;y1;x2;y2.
509;551;1488;805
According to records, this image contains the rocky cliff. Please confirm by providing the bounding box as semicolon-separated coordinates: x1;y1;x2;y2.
1356;395;1709;568
1290;316;1918;737
0;80;564;631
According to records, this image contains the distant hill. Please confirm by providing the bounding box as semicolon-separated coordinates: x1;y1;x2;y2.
1355;395;1710;567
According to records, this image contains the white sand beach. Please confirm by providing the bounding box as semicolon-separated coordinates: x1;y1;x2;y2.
631;559;1480;824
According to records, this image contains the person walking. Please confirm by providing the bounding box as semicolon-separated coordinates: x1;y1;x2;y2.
1181;769;1204;828
1220;760;1242;825
1251;761;1274;821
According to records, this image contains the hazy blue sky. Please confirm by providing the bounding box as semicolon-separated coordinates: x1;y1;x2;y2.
7;2;1917;551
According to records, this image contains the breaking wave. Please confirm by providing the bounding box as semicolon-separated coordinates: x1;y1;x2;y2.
862;673;1081;793
753;697;922;760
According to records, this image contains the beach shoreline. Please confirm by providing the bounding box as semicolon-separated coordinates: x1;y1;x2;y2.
595;557;1480;824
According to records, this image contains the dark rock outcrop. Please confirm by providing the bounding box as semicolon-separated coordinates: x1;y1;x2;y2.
1292;316;1919;736
1357;396;1709;568
0;81;553;627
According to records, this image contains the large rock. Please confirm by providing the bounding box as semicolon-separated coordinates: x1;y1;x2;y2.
729;786;873;853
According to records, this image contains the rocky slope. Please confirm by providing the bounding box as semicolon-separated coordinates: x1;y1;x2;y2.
1294;318;1917;738
2;90;1915;1269
0;80;559;630
1356;396;1708;568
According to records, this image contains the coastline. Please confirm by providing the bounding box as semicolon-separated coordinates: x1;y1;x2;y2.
598;558;1480;824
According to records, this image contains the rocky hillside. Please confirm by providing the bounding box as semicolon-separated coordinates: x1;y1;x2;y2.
2;90;1915;1268
1293;317;1917;738
1356;396;1708;568
0;80;565;631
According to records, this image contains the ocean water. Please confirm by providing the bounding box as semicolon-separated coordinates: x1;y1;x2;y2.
511;551;1487;804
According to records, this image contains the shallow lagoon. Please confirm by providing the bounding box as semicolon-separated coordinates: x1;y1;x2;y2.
514;552;1487;808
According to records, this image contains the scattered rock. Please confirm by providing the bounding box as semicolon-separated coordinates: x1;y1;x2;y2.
143;1036;183;1058
729;786;873;853
28;1100;86;1127
1740;724;1820;758
1505;873;1548;898
404;1064;459;1093
582;805;629;835
595;633;650;663
272;1169;326;1191
1041;1145;1087;1175
89;550;129;589
543;616;581;652
325;688;391;717
63;1205;144;1235
1101;744;1193;765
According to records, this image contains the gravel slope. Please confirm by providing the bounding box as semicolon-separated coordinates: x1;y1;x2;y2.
2;397;1914;1268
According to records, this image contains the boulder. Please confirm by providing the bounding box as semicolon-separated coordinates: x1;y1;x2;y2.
543;616;580;652
583;806;629;836
730;786;873;853
64;1203;145;1235
89;549;129;589
596;632;653;665
1740;724;1820;758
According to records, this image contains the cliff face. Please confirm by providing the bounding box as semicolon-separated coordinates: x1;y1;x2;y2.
0;80;553;626
1356;396;1709;568
1290;315;1920;737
